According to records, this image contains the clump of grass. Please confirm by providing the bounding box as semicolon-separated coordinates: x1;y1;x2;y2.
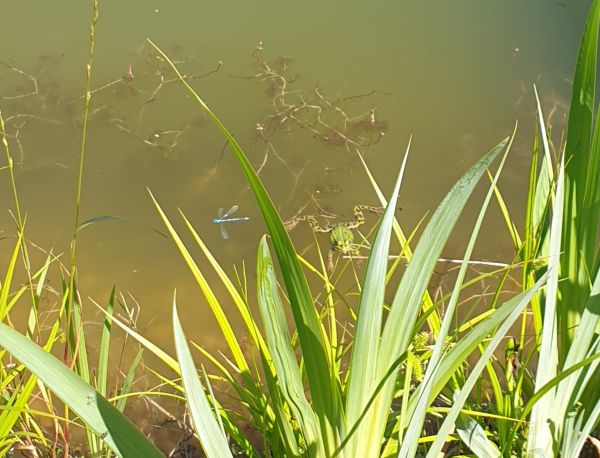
1;1;600;457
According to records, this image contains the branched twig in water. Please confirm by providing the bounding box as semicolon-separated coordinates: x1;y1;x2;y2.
110;117;188;157
0;62;40;100
241;40;389;161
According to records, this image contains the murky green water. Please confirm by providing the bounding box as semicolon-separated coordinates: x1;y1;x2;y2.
0;0;588;352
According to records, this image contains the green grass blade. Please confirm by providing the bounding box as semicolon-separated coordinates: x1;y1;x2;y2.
146;38;343;450
344;145;408;454
0;323;163;457
488;169;521;249
405;285;533;419
357;139;506;454
153;198;274;434
257;236;323;455
355;145;442;335
456;410;501;458
401;135;511;458
179;210;270;357
522;350;600;420
550;264;600;452
115;348;143;413
569;373;600;456
94;299;180;373
97;285;116;397
77;215;128;232
427;273;548;457
527;159;565;456
149;192;251;374
561;0;600;344
258;349;301;456
173;301;234;458
0;233;22;321
565;0;599;176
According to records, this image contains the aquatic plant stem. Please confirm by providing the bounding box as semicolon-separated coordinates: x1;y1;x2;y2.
70;0;98;269
65;1;99;455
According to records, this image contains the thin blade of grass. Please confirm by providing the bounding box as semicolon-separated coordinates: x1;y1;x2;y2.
355;145;442;335
97;285;115;397
173;301;233;458
115;348;143;413
179;210;269;356
427;273;548;457
149;193;250;374
0;233;22;321
94;299;180;373
77;215;128;232
526;159;564;456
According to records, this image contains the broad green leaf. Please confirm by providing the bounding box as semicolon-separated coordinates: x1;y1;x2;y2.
344;143;408;454
173;302;233;458
401;131;512;458
257;236;323;456
561;0;600;346
0;323;163;458
354;138;507;456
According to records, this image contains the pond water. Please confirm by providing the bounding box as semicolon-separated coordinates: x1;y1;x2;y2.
0;1;589;355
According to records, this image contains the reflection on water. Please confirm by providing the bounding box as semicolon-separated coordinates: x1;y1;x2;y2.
0;0;586;355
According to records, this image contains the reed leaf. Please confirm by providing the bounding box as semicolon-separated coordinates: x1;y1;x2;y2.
257;236;323;455
400;130;512;457
427;273;548;456
561;0;600;347
344;144;408;454
146;38;344;452
351;138;507;457
0;323;163;457
173;301;233;458
526;159;564;456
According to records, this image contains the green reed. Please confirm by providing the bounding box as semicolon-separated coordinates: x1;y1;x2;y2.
1;0;600;456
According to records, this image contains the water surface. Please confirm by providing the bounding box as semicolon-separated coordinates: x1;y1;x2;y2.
0;0;588;352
